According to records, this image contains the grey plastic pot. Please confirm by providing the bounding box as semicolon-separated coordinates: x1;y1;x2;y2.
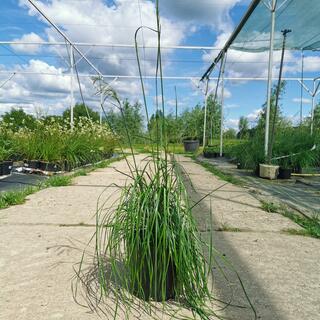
183;140;199;153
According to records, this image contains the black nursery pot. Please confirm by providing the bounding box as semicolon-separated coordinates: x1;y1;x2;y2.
26;160;40;169
64;160;73;172
40;161;62;172
253;165;260;176
203;151;215;158
131;230;175;302
278;167;292;179
237;162;245;169
137;258;175;302
183;140;199;153
1;161;13;175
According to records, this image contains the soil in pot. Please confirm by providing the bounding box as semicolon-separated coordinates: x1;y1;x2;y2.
183;140;199;153
278;167;292;179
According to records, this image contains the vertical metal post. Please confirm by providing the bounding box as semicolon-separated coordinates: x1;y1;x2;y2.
300;50;304;125
311;79;316;135
70;45;74;129
220;52;227;157
203;79;209;147
265;0;276;159
100;91;103;125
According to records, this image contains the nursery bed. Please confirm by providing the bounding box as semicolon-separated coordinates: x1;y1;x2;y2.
0;172;47;193
197;156;320;218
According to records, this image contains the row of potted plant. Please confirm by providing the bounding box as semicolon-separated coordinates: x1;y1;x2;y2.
227;128;319;179
0;118;116;174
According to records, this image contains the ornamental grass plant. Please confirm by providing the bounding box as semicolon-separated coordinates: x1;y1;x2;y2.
73;1;256;319
0;118;116;168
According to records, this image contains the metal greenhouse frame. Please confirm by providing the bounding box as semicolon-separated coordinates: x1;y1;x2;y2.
201;0;320;159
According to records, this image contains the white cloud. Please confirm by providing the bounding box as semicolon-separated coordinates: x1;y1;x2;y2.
225;118;239;129
12;32;45;54
161;0;241;32
292;98;312;104
247;108;262;122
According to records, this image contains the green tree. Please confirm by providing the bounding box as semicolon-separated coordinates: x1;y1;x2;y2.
107;100;144;143
224;128;237;139
206;94;222;143
313;104;320;134
62;103;100;123
257;81;286;131
1;108;36;131
238;116;249;139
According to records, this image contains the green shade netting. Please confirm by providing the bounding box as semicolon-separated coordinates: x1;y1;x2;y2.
230;0;320;52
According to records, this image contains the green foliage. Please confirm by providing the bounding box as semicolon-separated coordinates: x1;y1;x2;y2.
62;103;100;123
181;104;204;140
261;201;279;213
0;117;116;166
261;201;320;239
44;175;72;187
106;100;144;144
238;116;249;139
0;187;37;209
224;128;237;139
1;108;36;131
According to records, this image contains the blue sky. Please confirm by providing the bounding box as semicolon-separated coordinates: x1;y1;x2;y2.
0;0;319;129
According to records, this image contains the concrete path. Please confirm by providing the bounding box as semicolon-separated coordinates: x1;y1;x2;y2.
0;156;144;320
176;155;320;320
198;156;320;218
1;155;319;320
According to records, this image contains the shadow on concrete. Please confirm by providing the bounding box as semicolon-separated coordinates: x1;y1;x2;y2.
178;162;283;320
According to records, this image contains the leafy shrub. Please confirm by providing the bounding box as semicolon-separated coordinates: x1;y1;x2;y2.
0;117;116;167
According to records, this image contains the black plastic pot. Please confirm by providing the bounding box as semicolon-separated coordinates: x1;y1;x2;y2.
203;151;215;158
292;165;302;174
131;230;175;302
40;161;62;172
136;258;175;302
183;140;199;153
253;165;260;176
64;160;73;172
237;162;245;169
25;160;40;169
278;167;292;179
1;161;13;175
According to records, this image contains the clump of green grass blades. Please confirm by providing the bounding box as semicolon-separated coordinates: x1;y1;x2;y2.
0;187;36;209
72;1;256;318
99;159;216;318
44;175;72;187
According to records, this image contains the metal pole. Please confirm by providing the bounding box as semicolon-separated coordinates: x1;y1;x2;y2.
264;0;276;159
70;45;74;129
0;73;16;89
311;80;316;135
100;91;103;125
220;52;227;157
203;79;209;147
300;50;304;125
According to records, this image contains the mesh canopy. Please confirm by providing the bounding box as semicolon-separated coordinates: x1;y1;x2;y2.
230;0;320;52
